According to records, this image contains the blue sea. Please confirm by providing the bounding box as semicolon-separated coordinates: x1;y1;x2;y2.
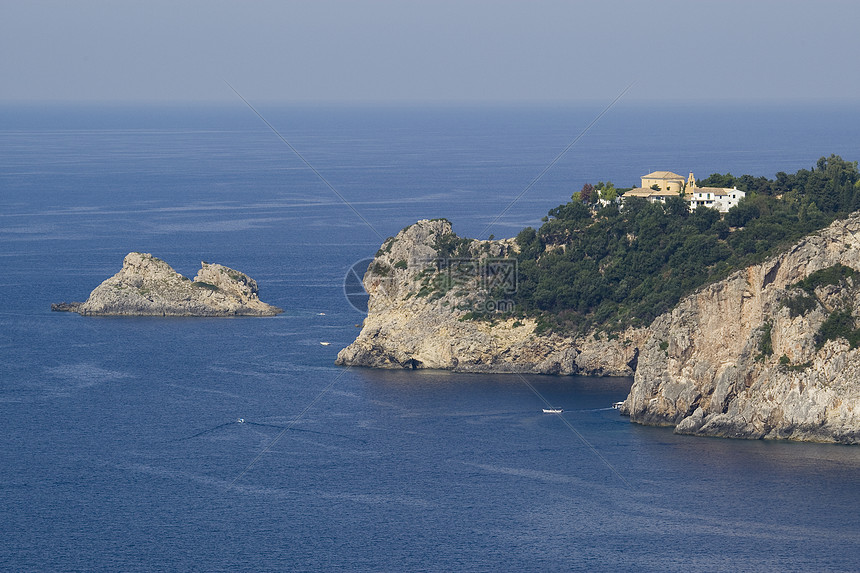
1;102;859;572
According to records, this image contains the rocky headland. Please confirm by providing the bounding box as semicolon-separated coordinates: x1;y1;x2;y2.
621;213;860;444
339;215;860;444
53;252;282;317
336;219;646;376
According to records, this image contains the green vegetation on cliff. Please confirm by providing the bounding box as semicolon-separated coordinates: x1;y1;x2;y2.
510;155;860;334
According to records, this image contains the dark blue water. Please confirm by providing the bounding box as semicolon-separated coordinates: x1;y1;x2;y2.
1;103;859;572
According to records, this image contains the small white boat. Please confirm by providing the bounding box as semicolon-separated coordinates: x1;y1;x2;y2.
237;418;245;423
320;341;331;346
612;401;624;410
317;312;326;316
542;408;563;414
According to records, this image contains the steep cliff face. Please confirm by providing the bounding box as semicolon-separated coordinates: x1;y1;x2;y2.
340;215;860;443
57;252;282;317
336;219;644;375
623;214;860;444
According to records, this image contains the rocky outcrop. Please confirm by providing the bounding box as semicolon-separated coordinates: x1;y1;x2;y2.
622;214;860;444
55;252;281;317
340;215;860;443
336;219;645;375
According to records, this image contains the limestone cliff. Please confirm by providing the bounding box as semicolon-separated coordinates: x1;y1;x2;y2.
340;216;860;443
622;214;860;444
336;219;644;375
55;252;282;317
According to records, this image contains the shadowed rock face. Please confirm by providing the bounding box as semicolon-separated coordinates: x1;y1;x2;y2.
336;219;645;376
57;252;281;317
622;213;860;444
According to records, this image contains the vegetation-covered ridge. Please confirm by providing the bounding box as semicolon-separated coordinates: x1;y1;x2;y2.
506;155;860;334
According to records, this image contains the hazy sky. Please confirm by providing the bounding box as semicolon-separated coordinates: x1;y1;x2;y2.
2;0;859;104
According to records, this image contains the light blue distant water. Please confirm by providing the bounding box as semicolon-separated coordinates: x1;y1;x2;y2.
1;102;859;572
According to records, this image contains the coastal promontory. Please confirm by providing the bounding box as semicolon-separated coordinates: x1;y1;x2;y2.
339;215;860;444
622;214;860;444
336;219;644;375
54;252;282;317
338;157;860;443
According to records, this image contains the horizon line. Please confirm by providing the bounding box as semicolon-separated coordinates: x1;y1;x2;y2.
1;96;859;108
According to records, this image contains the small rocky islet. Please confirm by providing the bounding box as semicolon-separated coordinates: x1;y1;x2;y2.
53;252;282;317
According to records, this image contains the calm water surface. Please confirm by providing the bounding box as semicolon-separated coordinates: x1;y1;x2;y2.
1;103;859;571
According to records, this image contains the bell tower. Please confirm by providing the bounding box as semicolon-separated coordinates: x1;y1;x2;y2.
687;172;696;192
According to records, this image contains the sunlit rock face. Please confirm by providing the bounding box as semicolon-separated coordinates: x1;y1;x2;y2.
66;252;282;317
623;214;860;444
